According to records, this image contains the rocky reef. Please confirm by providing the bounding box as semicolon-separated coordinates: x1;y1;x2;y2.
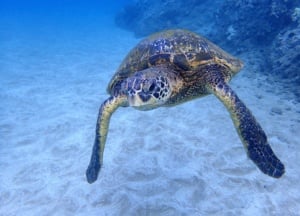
115;0;222;38
115;0;300;90
271;25;300;84
214;0;296;47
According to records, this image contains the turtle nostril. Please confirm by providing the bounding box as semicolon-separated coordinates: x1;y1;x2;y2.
134;79;142;91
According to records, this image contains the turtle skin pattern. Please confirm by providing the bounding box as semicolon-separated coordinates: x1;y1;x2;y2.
86;29;285;184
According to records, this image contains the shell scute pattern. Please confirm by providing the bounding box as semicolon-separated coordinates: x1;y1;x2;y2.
85;29;284;184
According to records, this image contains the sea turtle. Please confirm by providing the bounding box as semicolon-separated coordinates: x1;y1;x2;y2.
86;29;285;183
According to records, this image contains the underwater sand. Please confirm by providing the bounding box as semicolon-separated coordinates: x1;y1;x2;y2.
1;16;300;216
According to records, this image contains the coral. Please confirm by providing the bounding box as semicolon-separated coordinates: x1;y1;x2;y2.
214;0;297;49
270;26;300;84
115;0;221;38
292;7;300;25
115;0;300;86
115;0;299;49
226;25;237;41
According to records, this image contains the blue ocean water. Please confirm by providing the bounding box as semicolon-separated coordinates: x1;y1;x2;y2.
1;1;300;215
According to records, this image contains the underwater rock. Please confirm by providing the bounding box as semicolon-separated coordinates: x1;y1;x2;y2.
270;107;283;115
115;0;300;89
270;26;300;84
115;0;221;38
214;0;296;49
116;0;298;49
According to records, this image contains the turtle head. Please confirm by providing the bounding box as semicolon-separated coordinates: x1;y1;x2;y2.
121;67;173;110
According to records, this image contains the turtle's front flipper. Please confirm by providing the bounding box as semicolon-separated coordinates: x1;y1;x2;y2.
207;80;285;178
86;95;127;184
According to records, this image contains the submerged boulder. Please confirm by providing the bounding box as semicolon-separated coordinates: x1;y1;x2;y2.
214;0;296;48
115;0;221;38
115;0;297;45
270;26;300;84
115;0;300;92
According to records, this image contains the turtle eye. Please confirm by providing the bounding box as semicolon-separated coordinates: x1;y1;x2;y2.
142;79;156;93
149;82;155;92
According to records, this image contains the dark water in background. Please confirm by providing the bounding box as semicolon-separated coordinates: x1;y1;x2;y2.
1;0;299;87
114;0;300;95
0;0;133;48
1;1;300;215
0;1;115;32
0;0;132;21
0;0;136;84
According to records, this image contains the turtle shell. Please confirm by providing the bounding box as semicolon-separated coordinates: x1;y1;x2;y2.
108;29;243;94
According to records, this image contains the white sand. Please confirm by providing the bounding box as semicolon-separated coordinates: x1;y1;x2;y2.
1;15;300;215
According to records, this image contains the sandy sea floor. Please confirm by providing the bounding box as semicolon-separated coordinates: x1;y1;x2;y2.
1;14;300;215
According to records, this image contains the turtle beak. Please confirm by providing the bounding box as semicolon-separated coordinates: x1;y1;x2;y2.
127;91;153;107
127;94;140;106
231;58;244;73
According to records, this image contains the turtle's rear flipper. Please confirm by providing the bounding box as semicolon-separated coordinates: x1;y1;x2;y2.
86;95;127;184
208;80;285;178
